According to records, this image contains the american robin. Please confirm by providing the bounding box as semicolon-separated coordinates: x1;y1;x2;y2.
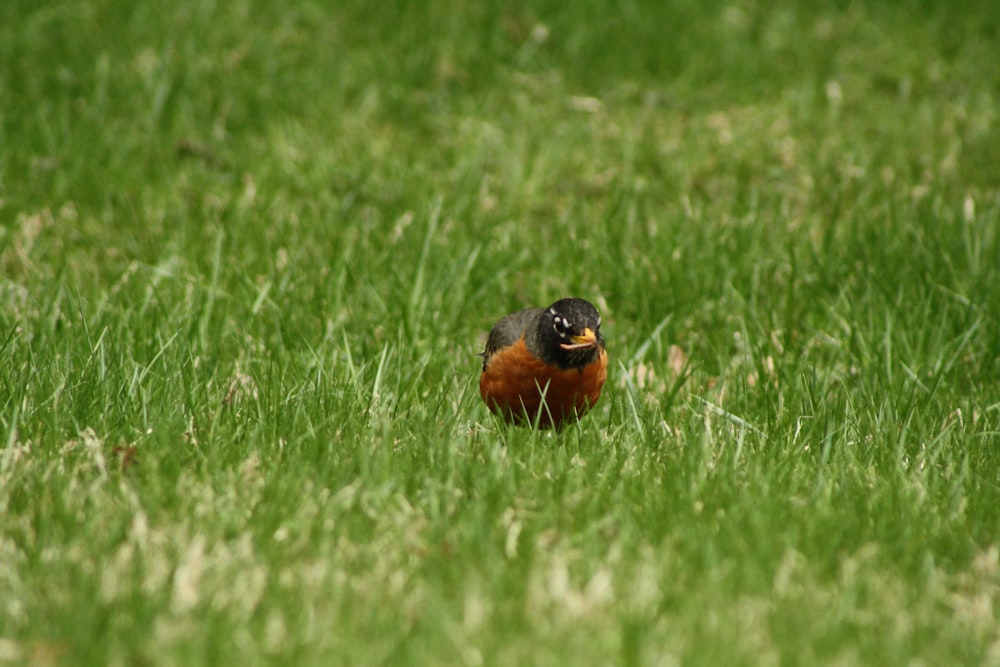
479;298;608;428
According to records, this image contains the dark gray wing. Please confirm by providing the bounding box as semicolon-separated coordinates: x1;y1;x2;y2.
481;307;543;365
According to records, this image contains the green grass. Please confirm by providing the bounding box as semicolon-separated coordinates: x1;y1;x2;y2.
2;1;999;665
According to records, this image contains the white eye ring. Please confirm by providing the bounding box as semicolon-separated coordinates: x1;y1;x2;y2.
553;316;569;337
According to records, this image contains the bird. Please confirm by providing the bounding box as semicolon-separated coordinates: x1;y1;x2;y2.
479;298;607;428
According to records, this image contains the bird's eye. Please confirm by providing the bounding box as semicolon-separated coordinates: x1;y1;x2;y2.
553;317;569;337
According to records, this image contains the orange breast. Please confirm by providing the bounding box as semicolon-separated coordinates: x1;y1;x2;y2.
479;338;608;428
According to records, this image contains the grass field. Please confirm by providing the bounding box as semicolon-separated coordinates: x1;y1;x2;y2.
2;1;999;665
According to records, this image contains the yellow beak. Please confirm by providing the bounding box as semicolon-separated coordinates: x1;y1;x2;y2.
560;327;598;351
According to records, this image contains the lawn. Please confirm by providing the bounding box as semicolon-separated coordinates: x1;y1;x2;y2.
1;1;999;665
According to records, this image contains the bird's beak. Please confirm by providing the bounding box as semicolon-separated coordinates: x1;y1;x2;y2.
560;327;599;351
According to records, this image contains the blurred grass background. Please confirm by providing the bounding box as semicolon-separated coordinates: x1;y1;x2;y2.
1;1;999;665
